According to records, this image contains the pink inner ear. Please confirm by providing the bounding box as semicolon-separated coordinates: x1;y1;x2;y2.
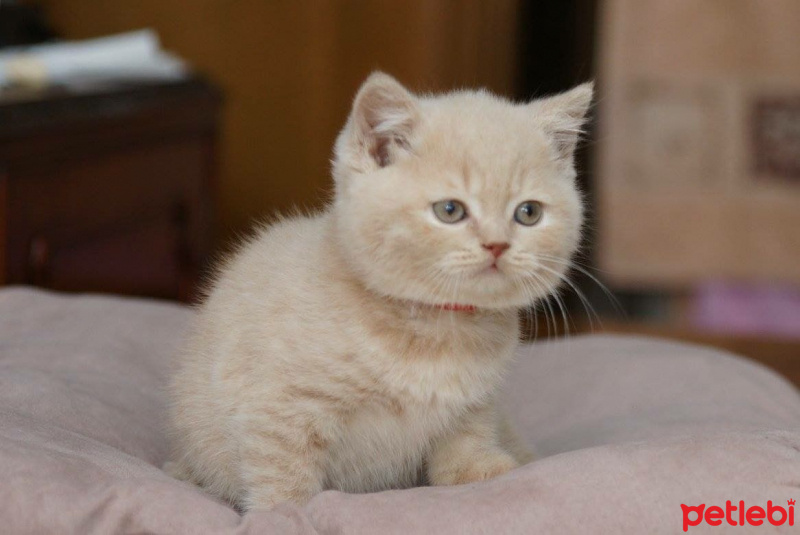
551;127;583;160
371;137;392;167
353;80;417;169
369;135;411;168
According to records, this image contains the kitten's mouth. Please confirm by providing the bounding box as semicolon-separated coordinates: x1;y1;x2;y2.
484;261;504;274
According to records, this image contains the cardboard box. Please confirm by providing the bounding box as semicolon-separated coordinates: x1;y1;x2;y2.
596;0;800;288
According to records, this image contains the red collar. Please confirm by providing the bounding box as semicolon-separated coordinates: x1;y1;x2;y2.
436;303;477;313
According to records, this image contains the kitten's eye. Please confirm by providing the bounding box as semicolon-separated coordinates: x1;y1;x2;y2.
514;201;543;226
432;200;467;224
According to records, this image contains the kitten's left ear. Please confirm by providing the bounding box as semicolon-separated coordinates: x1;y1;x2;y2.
337;72;419;172
533;81;594;161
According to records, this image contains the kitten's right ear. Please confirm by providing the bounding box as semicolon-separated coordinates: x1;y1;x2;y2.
336;72;419;172
533;81;594;162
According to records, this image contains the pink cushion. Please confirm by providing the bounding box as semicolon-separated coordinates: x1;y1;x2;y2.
1;287;798;533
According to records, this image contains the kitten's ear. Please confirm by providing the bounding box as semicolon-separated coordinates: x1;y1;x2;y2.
338;72;419;171
533;81;594;161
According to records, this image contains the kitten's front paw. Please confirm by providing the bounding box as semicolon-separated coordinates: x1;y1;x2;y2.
430;450;518;486
163;460;189;481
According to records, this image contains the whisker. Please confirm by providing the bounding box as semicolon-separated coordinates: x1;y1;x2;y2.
512;273;537;342
514;274;540;342
536;253;626;319
530;271;570;338
525;274;555;339
535;262;600;331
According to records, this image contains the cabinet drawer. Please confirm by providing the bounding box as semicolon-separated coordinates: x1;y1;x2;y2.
3;138;210;299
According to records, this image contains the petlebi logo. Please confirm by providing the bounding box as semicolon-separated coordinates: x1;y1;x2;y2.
681;499;795;531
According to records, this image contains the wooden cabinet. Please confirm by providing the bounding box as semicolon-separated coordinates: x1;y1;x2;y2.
0;78;221;301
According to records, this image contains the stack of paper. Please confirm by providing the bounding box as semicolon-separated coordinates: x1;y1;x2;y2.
0;29;187;88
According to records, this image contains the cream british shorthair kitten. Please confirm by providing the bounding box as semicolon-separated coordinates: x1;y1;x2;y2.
165;72;592;511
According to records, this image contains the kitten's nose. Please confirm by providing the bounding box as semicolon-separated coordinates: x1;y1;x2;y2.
482;242;510;259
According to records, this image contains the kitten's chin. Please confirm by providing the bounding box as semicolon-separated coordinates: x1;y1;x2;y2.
390;276;552;311
441;267;557;310
350;254;559;312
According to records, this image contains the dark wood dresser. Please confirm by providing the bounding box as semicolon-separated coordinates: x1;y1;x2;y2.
0;78;221;302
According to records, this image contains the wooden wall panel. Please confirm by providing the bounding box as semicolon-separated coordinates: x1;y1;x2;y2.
37;1;521;244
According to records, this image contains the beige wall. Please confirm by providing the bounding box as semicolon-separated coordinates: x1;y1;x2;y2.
39;1;520;243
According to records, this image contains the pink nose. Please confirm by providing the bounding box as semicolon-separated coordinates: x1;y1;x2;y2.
482;242;510;259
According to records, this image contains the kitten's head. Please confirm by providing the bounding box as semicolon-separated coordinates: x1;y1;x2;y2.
331;72;591;310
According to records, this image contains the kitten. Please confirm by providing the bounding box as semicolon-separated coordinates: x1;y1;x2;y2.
165;72;592;511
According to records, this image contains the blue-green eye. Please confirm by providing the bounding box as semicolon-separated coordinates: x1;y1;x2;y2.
514;201;543;226
432;200;467;223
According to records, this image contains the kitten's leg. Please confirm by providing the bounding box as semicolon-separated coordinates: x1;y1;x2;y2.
497;414;535;465
163;460;190;481
238;416;326;511
427;402;520;486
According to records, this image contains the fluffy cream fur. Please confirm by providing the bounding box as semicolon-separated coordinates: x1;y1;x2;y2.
165;72;592;511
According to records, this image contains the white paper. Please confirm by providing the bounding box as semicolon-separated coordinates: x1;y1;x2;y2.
0;29;187;87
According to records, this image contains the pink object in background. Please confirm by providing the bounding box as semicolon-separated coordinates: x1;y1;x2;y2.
693;281;800;338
